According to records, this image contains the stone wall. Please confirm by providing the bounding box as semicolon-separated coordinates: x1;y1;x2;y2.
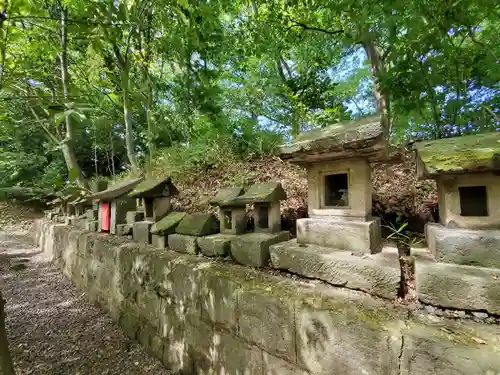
35;220;500;375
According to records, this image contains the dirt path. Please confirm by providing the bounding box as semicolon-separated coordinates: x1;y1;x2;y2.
0;223;170;375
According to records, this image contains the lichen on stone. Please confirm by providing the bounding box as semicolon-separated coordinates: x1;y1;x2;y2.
175;212;219;236
209;187;245;206
233;182;287;204
414;132;500;177
150;212;186;235
129;177;178;199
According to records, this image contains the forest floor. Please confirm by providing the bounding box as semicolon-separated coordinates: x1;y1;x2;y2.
0;204;170;375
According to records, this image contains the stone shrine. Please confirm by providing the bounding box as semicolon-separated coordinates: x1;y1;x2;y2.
128;177;179;244
414;132;500;268
209;187;247;235
87;177;143;234
279;115;386;253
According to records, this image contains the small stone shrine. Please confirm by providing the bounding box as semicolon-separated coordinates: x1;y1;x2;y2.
87;177;143;234
278;115;385;253
127;177;179;244
209;187;247;234
414;132;500;269
229;182;290;267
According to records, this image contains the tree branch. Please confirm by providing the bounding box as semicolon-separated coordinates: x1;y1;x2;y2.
288;18;344;36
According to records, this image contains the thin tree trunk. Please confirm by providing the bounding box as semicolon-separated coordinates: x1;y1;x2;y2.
0;291;16;375
110;130;116;176
121;66;140;171
60;7;86;187
363;39;391;139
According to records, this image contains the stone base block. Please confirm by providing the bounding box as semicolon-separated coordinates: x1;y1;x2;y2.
197;234;235;257
86;220;99;232
231;231;290;268
116;224;133;236
133;221;153;244
86;208;98;220
168;233;199;254
426;223;500;269
270;240;400;299
127;211;145;225
151;234;167;248
296;217;381;253
417;261;500;315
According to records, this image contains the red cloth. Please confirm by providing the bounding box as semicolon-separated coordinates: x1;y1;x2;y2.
100;202;110;231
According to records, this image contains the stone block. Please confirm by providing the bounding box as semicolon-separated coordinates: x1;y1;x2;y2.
417;262;500;315
426;223;500;269
216;331;264;375
270;240;400;300
168;233;199;255
86;208;98;220
262;352;309;375
200;273;239;330
186;321;216;374
230;231;290;267
237;289;295;362
295;295;401;375
175;213;219;236
297;217;382;253
136;288;163;329
86;220;99;232
151;234;167;248
116;224;132;236
137;322;164;360
133;221;154;244
119;304;141;340
197;234;234;257
126;210;145;224
161;310;192;374
151;212;186;235
400;321;500;375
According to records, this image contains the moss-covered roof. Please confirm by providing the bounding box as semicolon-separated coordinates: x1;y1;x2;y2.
209;187;245;206
150;212;186;235
129;177;179;198
233;182;287;204
279;115;385;163
88;177;144;201
175;213;219;236
414;132;500;178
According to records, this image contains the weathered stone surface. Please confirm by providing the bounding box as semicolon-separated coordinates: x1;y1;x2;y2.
233;182;287;204
175;213;219;236
200;273;239;330
417;262;500;315
426;223;500;268
400;318;500;375
133;221;154;244
116;224;132;236
216;331;264;375
86;220;98;232
151;234;167;248
270;240;400;299
86;208;98;220
168;233;199;255
262;352;309;375
209;187;244;206
150;212;186;235
230;231;290;267
297;217;382;253
88;177;143;201
126;210;145;224
238;288;295;362
197;234;234;257
137;322;164;360
295;293;401;375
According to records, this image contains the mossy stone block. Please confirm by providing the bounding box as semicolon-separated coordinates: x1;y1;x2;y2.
151;212;186;235
175;213;219;236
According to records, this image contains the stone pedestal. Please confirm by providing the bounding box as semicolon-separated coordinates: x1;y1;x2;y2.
126;211;145;225
296;217;381;254
133;221;154;244
230;231;290;267
426;223;500;269
197;234;235;257
151;234;167;248
168;234;199;254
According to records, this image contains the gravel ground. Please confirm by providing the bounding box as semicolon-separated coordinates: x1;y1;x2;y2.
0;224;170;375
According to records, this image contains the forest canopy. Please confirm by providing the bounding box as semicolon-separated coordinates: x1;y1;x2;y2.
0;0;498;193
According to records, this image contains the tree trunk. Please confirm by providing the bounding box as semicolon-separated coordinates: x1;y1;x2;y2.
0;291;16;375
121;66;140;172
60;6;87;187
363;39;391;140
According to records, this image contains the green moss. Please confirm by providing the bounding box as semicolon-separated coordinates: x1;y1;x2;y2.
209;187;245;206
89;177;144;201
175;212;219;236
233;182;287;204
279;115;383;157
415;132;500;176
150;212;186;235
